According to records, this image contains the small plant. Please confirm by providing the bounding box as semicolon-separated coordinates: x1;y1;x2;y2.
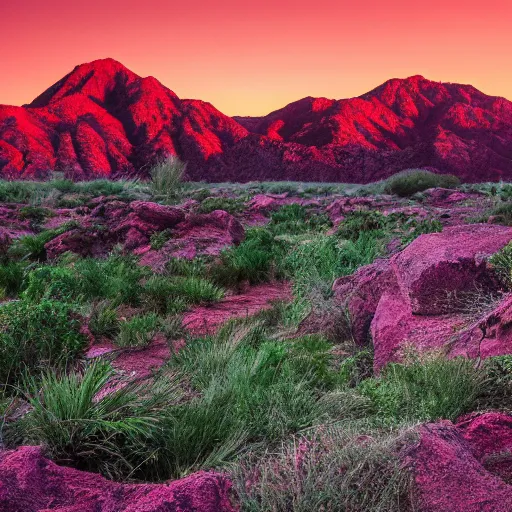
150;156;186;202
115;313;159;348
489;242;512;287
150;229;172;250
233;425;415;512
337;210;387;241
383;169;461;197
0;261;28;297
89;301;120;339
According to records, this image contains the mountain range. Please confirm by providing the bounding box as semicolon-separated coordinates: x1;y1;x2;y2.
1;58;511;183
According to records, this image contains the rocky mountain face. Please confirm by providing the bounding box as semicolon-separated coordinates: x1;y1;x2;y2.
1;59;512;182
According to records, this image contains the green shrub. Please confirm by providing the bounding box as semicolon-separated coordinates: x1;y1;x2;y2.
115;313;159;348
74;255;146;305
22;265;80;302
490;202;512;226
489;242;512;287
269;204;331;235
383;170;461;197
198;196;245;214
150;156;186;202
358;352;485;423
213;228;281;286
18;206;54;228
0;300;86;392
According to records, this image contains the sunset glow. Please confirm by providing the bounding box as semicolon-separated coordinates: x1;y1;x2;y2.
1;0;511;115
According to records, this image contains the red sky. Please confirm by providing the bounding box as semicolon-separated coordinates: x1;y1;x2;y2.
1;0;511;116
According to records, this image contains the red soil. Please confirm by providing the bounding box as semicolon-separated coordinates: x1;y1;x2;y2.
182;281;292;335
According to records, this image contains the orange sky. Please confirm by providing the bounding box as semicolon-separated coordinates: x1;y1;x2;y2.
1;0;511;115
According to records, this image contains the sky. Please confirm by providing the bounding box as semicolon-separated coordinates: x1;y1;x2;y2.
1;0;511;116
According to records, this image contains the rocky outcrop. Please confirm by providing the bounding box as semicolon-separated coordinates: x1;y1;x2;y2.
0;446;236;512
139;209;245;270
406;413;512;512
2;59;512;182
333;224;512;370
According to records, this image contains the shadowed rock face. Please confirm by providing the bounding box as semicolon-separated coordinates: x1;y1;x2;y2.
333;224;512;370
406;413;512;512
1;59;512;182
0;446;236;512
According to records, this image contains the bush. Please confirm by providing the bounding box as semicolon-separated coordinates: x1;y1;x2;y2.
213;228;282;286
269;204;331;235
383;169;461;197
142;275;224;315
150;156;186;202
337;210;387;241
115;313;160;348
0;261;27;297
0;300;86;392
22;265;80;302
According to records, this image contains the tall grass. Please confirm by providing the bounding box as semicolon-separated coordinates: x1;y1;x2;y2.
150;156;186;203
16;361;180;479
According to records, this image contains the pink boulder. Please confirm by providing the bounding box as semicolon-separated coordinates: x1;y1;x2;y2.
130;201;185;229
0;446;236;512
392;224;511;315
405;413;512;512
333;224;512;370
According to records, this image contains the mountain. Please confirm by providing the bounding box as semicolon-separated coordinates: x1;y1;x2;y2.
1;59;511;182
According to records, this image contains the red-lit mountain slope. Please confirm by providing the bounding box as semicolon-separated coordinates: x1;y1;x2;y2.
1;60;511;182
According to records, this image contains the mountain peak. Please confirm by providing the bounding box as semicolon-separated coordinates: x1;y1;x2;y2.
2;60;512;183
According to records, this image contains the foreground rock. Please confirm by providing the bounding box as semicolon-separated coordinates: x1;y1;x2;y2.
0;446;236;512
333;224;512;369
406;413;512;512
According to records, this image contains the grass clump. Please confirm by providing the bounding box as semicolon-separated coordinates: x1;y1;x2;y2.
383;169;461;197
14;361;179;478
198;196;245;215
234;425;415;512
358;352;485;424
150;229;172;250
489;242;512;287
88;301;120;339
115;313;160;348
150;156;186;203
0;299;86;393
142;275;224;315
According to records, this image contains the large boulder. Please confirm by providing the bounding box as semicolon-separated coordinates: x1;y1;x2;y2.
405;413;512;512
0;446;236;512
333;224;512;370
391;224;510;315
